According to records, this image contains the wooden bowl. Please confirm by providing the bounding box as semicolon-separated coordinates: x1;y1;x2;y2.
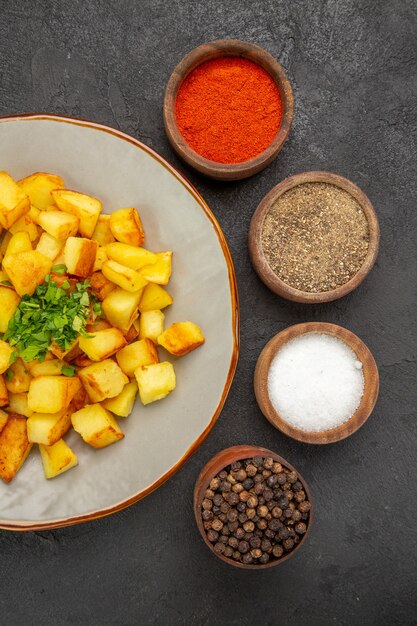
163;39;294;180
248;171;380;303
194;445;313;569
254;323;379;444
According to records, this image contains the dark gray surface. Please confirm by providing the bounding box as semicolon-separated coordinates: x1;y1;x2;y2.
0;1;416;624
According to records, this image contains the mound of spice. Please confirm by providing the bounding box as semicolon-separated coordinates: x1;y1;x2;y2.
175;57;282;164
261;182;370;292
268;333;365;432
200;456;311;565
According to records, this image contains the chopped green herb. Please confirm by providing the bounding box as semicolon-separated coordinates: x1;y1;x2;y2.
5;369;14;381
51;264;68;274
8;351;17;366
61;364;76;377
1;280;13;287
2;274;101;363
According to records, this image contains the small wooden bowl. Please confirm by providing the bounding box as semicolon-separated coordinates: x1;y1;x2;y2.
254;323;379;444
194;445;313;569
163;39;294;180
248;171;380;303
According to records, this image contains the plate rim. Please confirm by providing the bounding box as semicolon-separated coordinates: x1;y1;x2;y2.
0;112;240;531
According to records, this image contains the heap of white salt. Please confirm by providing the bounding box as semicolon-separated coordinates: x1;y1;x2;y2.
267;332;364;432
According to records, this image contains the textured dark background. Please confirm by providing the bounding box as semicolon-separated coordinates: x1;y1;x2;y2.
1;1;416;624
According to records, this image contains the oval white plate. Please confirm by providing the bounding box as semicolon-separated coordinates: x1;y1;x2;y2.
0;114;239;530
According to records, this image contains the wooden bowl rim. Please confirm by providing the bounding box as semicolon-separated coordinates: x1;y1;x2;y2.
194;444;313;569
248;171;380;302
163;39;294;180
254;323;379;444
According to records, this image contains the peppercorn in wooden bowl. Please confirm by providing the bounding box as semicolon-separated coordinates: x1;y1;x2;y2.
254;323;379;444
163;39;294;180
194;445;313;569
248;171;380;303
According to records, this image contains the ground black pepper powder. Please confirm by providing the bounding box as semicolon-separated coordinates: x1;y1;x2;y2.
261;182;370;292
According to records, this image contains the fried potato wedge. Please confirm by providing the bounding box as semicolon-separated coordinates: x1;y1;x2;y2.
157;321;205;357
0;376;8;408
0;285;20;333
18;172;65;210
0;171;30;229
109;208;144;246
38;210;79;240
78;359;128;403
138;283;173;312
134;362;176;405
39;439;78;479
27;407;72;445
52;189;102;238
72;404;124;448
101;287;142;330
79;328;127;362
116;338;159;377
3;250;52;296
138;309;165;342
105;242;156;270
0;414;32;483
28;376;81;413
101;381;138;417
64;236;98;277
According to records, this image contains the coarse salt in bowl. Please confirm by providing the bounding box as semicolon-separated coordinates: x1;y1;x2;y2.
267;333;364;432
254;323;380;444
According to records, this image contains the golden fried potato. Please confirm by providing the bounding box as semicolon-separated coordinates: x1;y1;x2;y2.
49;339;81;361
39;439;78;479
135;362;176;405
28;359;65;377
64;236;98;277
79;328;127;362
0;340;15;375
38;210;79;240
92;214;115;246
78;359;128;402
0;171;30;229
35;232;63;260
139;251;172;285
52;189;102;238
0;415;32;483
102;259;148;293
5;358;31;393
102;381;138;417
157;322;205;357
138;283;173;312
0;409;7;433
109;208;144;246
138;309;165;342
4;231;32;259
89;271;115;301
105;242;156;270
7;392;33;417
28;376;81;413
18;172;65;210
0;375;8;408
27;407;72;445
101;287;142;330
116;338;159;377
93;246;108;272
9;213;40;242
71;404;124;448
3;250;52;296
0;285;20;333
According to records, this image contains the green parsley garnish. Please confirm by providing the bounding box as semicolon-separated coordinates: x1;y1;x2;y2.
1;280;13;287
2;274;102;363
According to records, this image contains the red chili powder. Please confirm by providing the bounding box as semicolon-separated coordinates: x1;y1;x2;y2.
175;57;283;164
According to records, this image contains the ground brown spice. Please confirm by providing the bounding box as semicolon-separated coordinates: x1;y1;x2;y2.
261;182;370;292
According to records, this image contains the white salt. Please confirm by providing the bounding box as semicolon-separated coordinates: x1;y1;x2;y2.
267;332;364;432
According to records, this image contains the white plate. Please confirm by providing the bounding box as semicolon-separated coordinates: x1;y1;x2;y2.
0;114;239;530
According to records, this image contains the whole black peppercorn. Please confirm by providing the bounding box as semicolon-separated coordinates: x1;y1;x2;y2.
257;505;268;518
272;545;283;558
243;520;255;533
286;490;294;501
218;470;227;481
233;550;241;561
203;521;212;530
278;526;290;540
242;553;253;564
232;483;244;494
277;496;289;510
253;483;264;496
235;527;245;540
292;509;302;522
288;527;296;538
227;473;236;485
272;507;283;519
238;540;250;554
265;529;275;539
211;518;223;532
284;508;293;519
250;548;262;559
238;513;248;524
295;490;306;503
273;488;283;499
237;501;246;513
224;546;233;558
220;480;231;493
259;553;270;564
298;500;311;513
242;478;254;490
246;508;256;520
264;457;273;469
221;526;230;536
207;529;218;543
287;471;297;484
247;495;258;509
228;492;239;506
262;469;272;478
239;490;250;502
219;535;228;544
235;469;247;482
295;522;307;534
210;477;220;490
254;474;264;485
205;489;215;499
220;502;230;514
214;542;225;554
277;472;287;485
231;461;241;471
267;474;278;487
257;518;268;530
227;509;238;523
258;496;265;505
246;464;257;477
202;510;214;521
213;494;223;507
283;538;295;551
212;505;220;515
252;456;263;467
268;518;281;531
244;532;253;541
263;489;274;502
254;528;263;538
228;536;239;548
267;500;277;511
293;481;303;492
272;462;282;474
261;538;272;552
250;536;262;549
218;513;227;523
